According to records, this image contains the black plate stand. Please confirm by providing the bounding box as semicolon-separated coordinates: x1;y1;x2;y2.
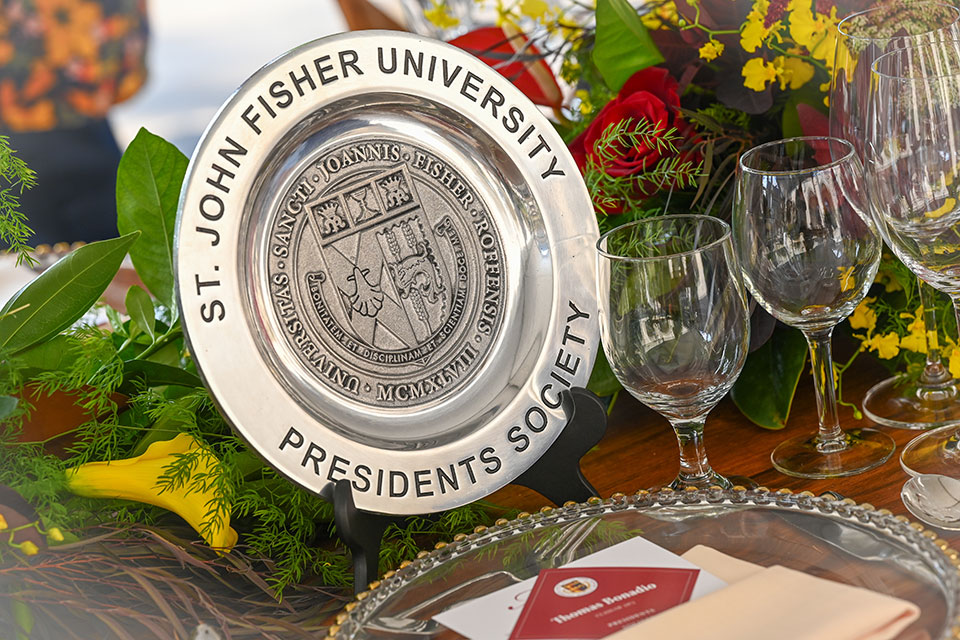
333;387;607;593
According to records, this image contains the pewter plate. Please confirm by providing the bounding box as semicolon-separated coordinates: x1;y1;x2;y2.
174;31;599;514
332;489;960;639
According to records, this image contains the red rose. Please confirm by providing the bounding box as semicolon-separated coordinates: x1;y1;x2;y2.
570;67;698;213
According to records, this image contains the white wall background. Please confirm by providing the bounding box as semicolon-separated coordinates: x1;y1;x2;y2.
110;0;348;155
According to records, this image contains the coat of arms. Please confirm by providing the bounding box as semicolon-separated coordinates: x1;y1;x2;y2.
304;166;457;364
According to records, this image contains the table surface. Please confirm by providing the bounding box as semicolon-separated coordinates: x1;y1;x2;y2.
486;347;960;545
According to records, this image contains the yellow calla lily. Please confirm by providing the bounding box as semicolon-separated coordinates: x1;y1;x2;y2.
65;433;237;550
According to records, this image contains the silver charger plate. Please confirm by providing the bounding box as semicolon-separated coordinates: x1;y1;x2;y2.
175;31;599;514
331;489;960;639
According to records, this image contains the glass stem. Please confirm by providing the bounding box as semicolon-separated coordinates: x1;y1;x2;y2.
669;418;714;485
952;296;960;356
919;278;952;386
803;327;846;453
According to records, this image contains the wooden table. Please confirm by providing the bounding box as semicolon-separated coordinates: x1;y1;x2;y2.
487;348;960;543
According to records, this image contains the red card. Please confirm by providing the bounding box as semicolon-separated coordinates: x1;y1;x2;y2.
509;566;700;639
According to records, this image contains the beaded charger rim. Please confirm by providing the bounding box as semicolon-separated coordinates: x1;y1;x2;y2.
326;486;960;640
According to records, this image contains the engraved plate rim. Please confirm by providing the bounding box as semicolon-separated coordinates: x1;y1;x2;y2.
174;31;599;514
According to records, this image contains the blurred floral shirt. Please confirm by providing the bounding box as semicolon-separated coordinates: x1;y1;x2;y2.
0;0;147;131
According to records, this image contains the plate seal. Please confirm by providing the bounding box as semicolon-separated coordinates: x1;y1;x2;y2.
267;140;505;408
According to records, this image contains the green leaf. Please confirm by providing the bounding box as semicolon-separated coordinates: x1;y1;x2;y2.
116;128;188;311
587;348;622;397
13;334;79;375
125;285;156;343
120;359;202;393
593;0;664;92
104;305;126;334
0;233;139;356
128;420;185;458
146;336;183;367
781;96;804;140
781;84;825;140
0;394;17;420
12;598;33;640
731;324;808;430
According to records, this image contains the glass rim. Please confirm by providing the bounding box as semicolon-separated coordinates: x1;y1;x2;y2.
837;1;960;41
595;213;731;263
871;38;960;80
738;136;856;177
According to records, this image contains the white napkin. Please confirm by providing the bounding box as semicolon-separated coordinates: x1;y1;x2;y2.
606;545;920;640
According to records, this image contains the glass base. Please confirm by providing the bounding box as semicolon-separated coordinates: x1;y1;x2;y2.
901;425;960;476
771;428;896;479
863;375;960;430
661;473;758;491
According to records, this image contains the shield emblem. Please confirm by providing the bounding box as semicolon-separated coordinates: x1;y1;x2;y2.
305;166;451;362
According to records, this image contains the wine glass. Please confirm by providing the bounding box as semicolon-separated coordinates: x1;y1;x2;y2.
596;214;750;489
831;1;960;430
734;137;895;478
867;39;960;476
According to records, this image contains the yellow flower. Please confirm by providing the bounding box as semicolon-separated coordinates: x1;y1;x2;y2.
934;243;960;255
865;332;900;360
65;434;238;550
741;20;766;53
46;527;64;542
773;55;815;90
642;1;679;29
834;39;856;85
0;514;7;531
424;0;459;30
495;0;515;27
575;89;592;115
518;0;549;21
19;540;39;556
875;262;903;292
741;0;776;53
788;0;839;65
925;197;957;219
901;306;925;332
699;39;724;62
900;306;930;353
940;160;960;188
789;0;852;96
837;265;855;292
848;297;877;333
950;347;960;379
743;57;777;92
900;332;927;353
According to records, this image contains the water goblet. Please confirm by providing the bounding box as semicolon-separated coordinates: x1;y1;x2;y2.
596;214;750;489
831;1;960;430
734;136;895;478
867;39;960;476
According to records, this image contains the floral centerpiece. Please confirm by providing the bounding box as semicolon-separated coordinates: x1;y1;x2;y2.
0;0;950;636
423;0;952;425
